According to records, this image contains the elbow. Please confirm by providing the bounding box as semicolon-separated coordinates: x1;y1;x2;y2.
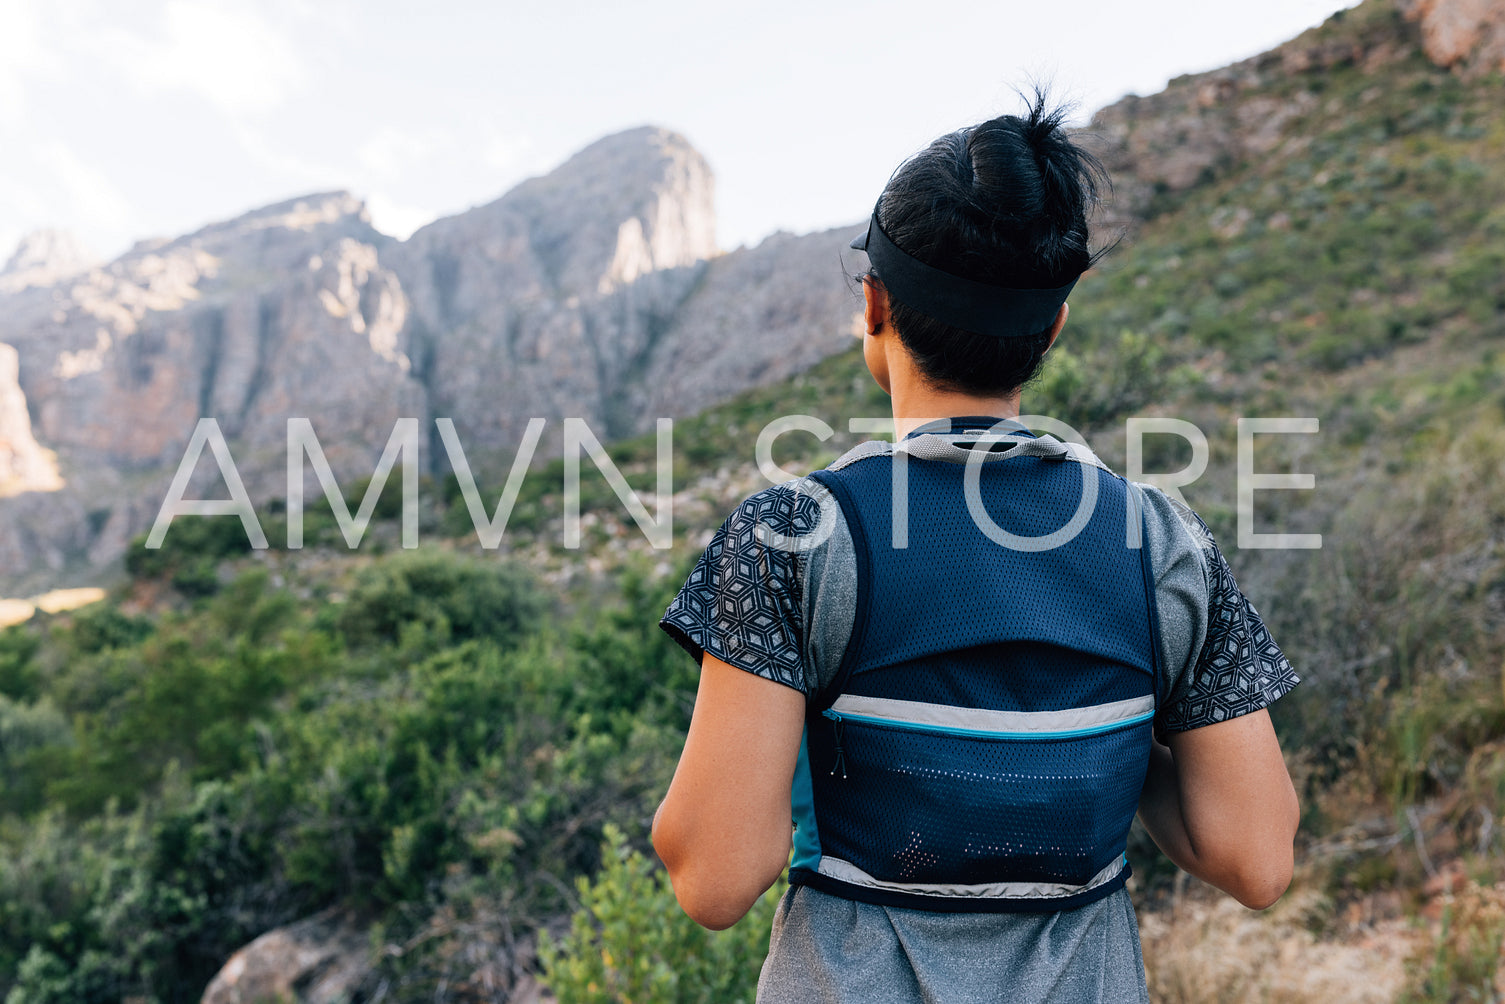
658;858;770;931
1192;838;1293;909
1222;807;1299;910
652;817;782;931
1227;854;1294;910
674;878;757;931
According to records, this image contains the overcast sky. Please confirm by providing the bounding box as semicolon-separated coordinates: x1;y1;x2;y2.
0;0;1364;264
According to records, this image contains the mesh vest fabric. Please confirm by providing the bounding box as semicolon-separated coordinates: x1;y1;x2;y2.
788;436;1163;912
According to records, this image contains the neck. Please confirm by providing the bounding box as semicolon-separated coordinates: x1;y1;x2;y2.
887;373;1023;440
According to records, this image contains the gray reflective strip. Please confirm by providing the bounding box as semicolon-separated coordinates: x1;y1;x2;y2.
828;694;1155;735
828;439;891;470
817;855;1126;901
829;433;1114;472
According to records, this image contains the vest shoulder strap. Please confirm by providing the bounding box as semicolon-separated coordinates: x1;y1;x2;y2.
826;432;1115;474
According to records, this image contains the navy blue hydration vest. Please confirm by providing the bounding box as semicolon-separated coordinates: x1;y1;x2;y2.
788;421;1163;912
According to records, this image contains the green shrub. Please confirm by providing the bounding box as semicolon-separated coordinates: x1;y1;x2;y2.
64;607;152;656
539;826;783;1004
124;514;257;583
335;549;545;651
0;627;41;702
41;573;335;815
0;697;70;814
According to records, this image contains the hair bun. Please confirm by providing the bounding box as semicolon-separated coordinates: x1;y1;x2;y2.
860;88;1113;397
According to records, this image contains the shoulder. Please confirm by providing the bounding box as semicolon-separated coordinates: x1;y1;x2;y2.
659;477;848;697
723;477;837;545
1132;485;1215;576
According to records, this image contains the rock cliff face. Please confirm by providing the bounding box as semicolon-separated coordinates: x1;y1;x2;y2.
0;127;860;587
390;127;721;457
2;193;421;481
634;229;865;424
0;344;63;498
1402;0;1505;75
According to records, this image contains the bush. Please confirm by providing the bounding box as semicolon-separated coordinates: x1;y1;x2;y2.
539;826;782;1004
0;627;41;702
1031;330;1195;428
40;573;334;815
335;549;545;651
66;607;153;655
124;515;258;584
0;697;70;815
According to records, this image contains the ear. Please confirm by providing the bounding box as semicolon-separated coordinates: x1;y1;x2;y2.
1043;302;1069;353
862;276;890;336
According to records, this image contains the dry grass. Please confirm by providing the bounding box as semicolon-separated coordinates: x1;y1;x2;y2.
1399;878;1505;1003
1141;886;1419;1003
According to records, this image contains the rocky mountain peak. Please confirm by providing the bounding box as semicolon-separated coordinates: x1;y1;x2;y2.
404;126;716;302
142;190;382;265
0;229;98;294
505;126;717;292
191;190;372;240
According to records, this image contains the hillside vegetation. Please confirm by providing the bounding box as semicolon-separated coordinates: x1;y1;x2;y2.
1;2;1503;1001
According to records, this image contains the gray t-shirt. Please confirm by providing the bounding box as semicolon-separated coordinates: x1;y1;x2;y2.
661;438;1299;1004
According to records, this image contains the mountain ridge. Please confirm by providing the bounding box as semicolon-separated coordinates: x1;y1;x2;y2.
0;127;858;590
1;0;1501;593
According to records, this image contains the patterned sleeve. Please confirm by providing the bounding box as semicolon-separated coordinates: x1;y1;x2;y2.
659;484;824;695
1159;509;1301;733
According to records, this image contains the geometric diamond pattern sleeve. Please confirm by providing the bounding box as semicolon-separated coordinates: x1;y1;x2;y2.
659;483;825;696
1159;507;1301;733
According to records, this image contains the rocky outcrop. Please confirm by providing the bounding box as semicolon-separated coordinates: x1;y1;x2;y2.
0;343;62;498
1402;0;1505;75
0;192;424;536
0;127;860;588
1084;0;1424;229
0;229;97;295
199;909;370;1004
0;193;423;588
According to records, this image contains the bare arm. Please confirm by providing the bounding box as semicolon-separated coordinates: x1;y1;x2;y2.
651;653;805;930
1137;708;1299;909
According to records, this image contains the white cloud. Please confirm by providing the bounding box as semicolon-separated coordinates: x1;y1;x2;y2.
0;162;47;221
357;124;540;183
33;139;135;230
0;0;62;124
0;226;20;263
0;135;135;260
357;127;439;182
481;131;539;174
95;0;305;116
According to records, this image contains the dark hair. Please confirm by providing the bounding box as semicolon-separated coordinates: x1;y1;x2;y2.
863;91;1110;396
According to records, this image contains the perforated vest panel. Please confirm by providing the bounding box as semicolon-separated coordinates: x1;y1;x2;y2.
789;437;1163;913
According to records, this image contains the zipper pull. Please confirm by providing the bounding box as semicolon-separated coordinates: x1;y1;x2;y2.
823;709;848;779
